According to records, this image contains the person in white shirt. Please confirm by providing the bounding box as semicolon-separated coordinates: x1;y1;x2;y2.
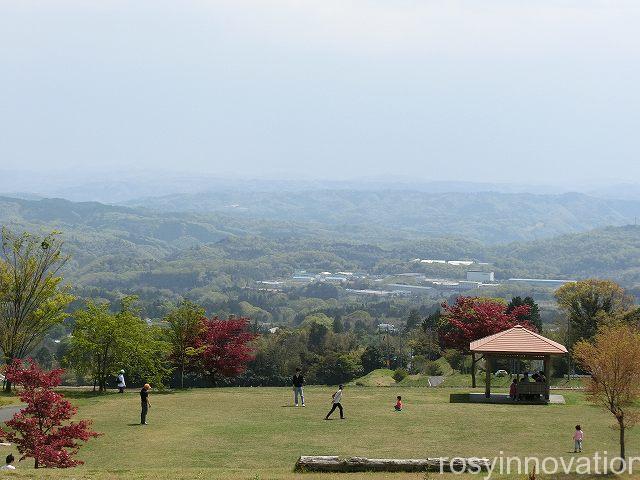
1;454;16;470
325;385;344;420
117;370;126;393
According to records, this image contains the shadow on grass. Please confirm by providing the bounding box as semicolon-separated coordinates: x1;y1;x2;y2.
449;393;471;403
59;389;178;399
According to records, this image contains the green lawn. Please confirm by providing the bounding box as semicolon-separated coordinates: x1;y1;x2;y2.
2;386;639;479
0;392;20;408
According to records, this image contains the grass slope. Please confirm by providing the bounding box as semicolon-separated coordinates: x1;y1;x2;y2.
1;386;637;479
352;369;396;387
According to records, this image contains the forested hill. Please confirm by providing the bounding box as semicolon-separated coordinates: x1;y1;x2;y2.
126;190;640;243
0;195;473;278
490;225;640;284
2;195;640;284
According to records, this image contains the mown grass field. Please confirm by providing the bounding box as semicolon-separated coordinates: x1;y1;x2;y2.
2;386;639;479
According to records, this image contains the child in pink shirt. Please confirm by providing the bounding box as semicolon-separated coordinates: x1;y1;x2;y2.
573;424;584;452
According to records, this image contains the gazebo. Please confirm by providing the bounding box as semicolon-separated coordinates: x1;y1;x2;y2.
469;325;568;402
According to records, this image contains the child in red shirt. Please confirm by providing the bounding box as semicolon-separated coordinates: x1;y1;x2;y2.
394;395;403;411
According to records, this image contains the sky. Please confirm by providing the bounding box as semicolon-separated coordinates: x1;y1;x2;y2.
1;0;640;185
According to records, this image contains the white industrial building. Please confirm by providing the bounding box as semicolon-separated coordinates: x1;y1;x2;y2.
466;270;495;282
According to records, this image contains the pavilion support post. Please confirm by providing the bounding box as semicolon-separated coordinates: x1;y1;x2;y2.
471;352;476;388
543;355;551;400
485;355;491;398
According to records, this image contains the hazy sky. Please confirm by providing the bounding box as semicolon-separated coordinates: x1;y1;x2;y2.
2;0;640;184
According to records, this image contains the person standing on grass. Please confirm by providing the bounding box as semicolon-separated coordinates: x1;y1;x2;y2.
325;384;344;420
117;369;126;393
293;367;305;407
573;424;584;453
0;454;15;470
140;383;151;425
509;378;518;401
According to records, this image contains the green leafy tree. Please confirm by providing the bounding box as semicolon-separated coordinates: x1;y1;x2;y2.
164;300;205;388
302;313;333;328
555;279;634;347
310;352;361;385
307;322;329;351
408;328;440;360
66;297;171;392
0;229;74;392
332;315;345;334
360;345;385;374
442;348;467;372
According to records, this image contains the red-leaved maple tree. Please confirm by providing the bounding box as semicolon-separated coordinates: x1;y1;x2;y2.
439;296;534;387
192;317;257;385
0;359;99;468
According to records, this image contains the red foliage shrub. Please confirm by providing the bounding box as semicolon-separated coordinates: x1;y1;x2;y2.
0;359;99;468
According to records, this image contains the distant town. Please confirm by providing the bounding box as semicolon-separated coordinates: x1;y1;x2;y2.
256;258;575;298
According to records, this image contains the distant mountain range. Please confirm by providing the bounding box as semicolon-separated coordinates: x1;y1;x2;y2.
124;189;640;244
3;169;640;204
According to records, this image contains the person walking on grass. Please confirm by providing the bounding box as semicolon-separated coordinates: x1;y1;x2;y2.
573;424;584;453
117;369;126;394
325;384;344;420
140;383;151;425
293;367;305;407
0;454;15;470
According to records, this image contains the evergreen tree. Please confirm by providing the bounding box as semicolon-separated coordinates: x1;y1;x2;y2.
422;311;441;332
405;309;421;331
507;296;543;332
360;345;385;373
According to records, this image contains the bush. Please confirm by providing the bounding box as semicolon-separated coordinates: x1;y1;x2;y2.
421;360;444;376
442;349;466;371
392;368;409;383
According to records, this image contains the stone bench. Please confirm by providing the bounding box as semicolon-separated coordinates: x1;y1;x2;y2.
295;456;492;473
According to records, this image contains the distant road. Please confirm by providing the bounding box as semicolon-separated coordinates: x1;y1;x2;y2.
0;405;23;422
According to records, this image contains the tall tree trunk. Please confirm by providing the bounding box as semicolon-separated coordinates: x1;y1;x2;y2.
619;419;626;470
180;362;185;389
4;356;13;392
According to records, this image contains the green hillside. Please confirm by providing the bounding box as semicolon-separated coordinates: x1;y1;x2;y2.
2;195;640;321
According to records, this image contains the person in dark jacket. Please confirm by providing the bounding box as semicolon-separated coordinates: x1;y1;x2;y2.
292;367;305;407
140;383;151;425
